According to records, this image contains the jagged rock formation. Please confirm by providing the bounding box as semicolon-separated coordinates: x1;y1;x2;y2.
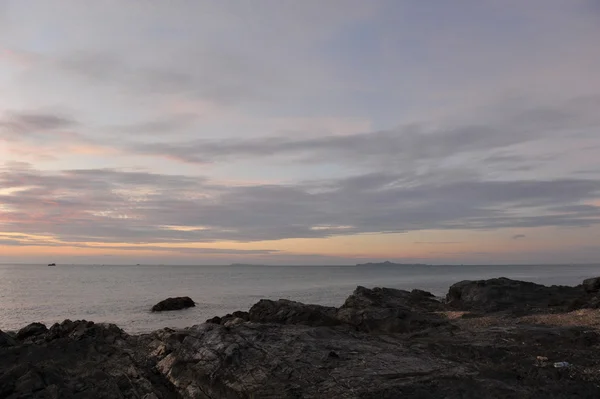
3;277;600;398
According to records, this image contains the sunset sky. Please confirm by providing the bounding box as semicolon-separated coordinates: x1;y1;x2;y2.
1;0;599;265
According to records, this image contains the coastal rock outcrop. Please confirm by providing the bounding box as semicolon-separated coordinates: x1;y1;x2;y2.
0;320;176;399
248;299;341;326
4;277;600;398
151;296;195;312
446;277;583;312
16;322;48;341
336;286;447;333
145;322;466;399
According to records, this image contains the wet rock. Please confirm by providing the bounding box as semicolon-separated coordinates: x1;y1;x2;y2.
16;322;48;341
151;296;195;312
249;298;340;326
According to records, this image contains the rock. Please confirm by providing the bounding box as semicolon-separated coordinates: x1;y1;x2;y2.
0;322;176;399
583;277;600;293
215;311;250;326
16;322;48;341
248;299;340;326
446;277;582;312
5;280;600;398
342;286;444;312
151;296;195;312
148;322;467;398
0;330;16;347
205;316;221;324
223;317;245;327
14;369;46;393
336;286;447;333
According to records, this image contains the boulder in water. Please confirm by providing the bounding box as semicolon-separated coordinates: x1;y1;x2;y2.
151;297;195;312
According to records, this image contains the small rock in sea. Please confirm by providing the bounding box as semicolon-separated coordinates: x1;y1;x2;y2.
151;297;195;312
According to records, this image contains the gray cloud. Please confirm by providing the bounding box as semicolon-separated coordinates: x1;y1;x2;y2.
0;111;77;138
512;234;526;240
1;163;599;245
126;96;600;170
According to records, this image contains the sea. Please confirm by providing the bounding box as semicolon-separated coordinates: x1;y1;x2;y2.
1;263;599;334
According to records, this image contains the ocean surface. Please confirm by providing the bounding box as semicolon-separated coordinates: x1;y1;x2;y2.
1;263;600;333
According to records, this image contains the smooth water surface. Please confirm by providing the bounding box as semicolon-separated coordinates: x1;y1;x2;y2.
1;264;599;333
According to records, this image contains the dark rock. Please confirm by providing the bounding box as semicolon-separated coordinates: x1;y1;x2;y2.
583;277;600;293
446;277;583;312
0;322;176;399
336;286;447;333
0;330;16;347
151;296;195;312
45;320;126;343
248;299;340;326
148;322;467;398
5;279;600;398
14;369;46;393
216;311;250;326
232;310;250;321
342;286;444;312
205;316;221;324
16;322;48;340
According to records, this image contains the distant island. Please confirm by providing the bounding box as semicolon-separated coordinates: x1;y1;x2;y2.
228;263;266;267
356;261;429;267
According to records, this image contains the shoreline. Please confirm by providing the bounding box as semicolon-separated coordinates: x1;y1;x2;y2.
3;276;600;398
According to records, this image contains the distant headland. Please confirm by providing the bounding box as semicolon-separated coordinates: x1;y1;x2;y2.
356;261;429;267
228;263;266;267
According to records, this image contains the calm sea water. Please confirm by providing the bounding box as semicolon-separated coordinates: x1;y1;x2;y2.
1;264;599;333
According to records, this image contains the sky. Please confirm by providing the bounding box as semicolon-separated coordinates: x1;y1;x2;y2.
0;0;599;265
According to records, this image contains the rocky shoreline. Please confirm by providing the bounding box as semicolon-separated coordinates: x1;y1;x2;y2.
3;277;600;398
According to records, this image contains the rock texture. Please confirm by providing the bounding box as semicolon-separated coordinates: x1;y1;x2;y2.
0;330;16;348
248;299;340;326
446;277;583;312
3;277;600;398
151;297;195;312
583;277;600;293
0;320;177;399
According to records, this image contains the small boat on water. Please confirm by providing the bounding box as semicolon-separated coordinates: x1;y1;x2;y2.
48;263;56;266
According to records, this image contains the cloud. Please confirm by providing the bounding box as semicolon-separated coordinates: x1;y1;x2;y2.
512;234;526;240
126;96;600;171
1;163;599;246
0;111;77;138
